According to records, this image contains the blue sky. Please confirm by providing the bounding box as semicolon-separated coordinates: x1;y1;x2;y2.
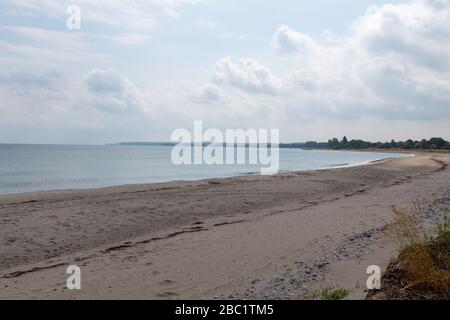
0;0;449;144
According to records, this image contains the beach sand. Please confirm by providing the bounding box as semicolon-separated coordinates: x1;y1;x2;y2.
0;152;449;299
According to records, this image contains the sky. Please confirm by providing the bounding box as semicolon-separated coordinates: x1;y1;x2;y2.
0;0;449;144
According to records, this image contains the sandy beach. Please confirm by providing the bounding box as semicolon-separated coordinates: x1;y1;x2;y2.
0;152;449;299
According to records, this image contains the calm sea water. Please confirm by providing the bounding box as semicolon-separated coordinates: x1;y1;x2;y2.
0;144;408;194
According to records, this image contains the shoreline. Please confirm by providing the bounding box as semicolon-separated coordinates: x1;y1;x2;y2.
0;150;410;198
0;152;449;299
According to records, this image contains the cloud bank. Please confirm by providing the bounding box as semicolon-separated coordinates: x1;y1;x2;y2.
211;0;450;122
1;0;450;143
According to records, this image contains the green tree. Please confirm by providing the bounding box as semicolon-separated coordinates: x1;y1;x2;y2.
328;138;340;149
429;137;447;149
402;139;415;149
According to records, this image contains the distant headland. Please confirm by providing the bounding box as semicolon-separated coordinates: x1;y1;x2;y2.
115;137;450;151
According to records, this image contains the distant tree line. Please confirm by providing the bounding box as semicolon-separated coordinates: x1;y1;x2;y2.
281;137;450;150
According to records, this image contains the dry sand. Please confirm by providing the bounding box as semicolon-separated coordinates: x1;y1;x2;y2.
0;152;449;299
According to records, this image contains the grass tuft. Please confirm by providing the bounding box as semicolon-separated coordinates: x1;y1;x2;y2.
388;206;427;247
306;286;349;300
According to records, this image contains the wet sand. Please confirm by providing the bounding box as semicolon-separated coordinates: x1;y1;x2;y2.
0;152;449;299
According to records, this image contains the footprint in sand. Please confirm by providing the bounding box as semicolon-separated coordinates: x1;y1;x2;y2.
158;279;176;286
157;291;179;297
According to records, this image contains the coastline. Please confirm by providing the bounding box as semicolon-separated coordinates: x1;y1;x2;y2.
0;151;449;299
0;149;409;197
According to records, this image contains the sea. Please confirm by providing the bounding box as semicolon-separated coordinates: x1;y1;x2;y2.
0;144;409;194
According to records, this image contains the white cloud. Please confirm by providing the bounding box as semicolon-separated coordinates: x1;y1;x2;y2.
271;25;317;54
353;0;450;71
213;57;284;94
0;26;100;61
203;0;450;135
263;0;450;120
196;83;221;103
83;68;151;114
0;70;62;90
164;8;182;19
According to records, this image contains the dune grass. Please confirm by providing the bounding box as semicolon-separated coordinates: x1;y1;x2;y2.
372;207;450;300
